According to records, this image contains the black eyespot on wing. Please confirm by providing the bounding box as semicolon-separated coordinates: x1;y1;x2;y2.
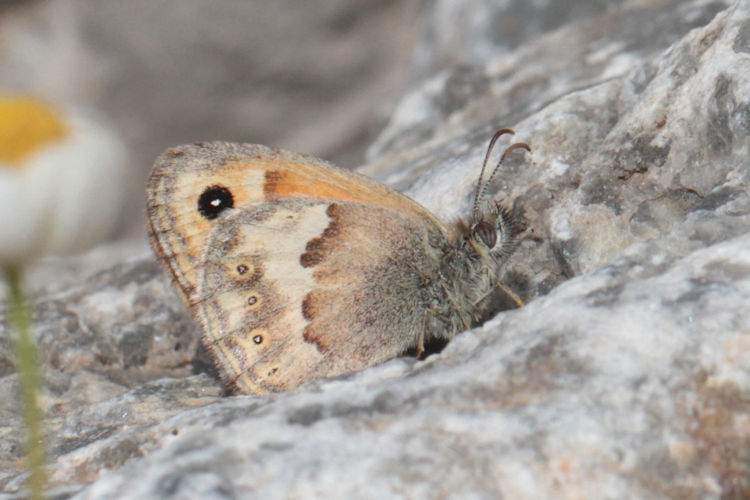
198;185;234;220
473;221;497;249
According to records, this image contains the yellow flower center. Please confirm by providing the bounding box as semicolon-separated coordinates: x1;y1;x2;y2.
0;95;68;168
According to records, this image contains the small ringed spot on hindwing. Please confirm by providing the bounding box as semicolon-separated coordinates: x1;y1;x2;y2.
198;185;234;220
233;257;264;286
248;296;258;306
253;335;263;344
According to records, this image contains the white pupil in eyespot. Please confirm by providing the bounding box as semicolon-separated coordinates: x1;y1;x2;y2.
210;199;221;207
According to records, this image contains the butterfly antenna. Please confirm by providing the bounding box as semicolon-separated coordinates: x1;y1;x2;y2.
473;128;516;219
477;141;531;210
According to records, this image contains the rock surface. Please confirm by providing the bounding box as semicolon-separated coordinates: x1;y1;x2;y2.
1;0;749;498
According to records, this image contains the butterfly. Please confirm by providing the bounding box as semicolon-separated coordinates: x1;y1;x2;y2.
146;129;530;395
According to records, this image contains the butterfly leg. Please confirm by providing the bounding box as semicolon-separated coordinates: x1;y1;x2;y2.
498;282;524;307
472;281;524;309
416;309;435;359
416;316;425;359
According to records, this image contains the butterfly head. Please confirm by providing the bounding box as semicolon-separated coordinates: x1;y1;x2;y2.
464;128;530;258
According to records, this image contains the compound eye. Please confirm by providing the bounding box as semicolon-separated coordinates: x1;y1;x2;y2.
473;220;497;248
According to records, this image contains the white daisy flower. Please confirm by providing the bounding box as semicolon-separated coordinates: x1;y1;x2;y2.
0;95;126;265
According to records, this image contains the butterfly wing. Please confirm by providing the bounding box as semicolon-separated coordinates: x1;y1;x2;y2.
146;142;449;394
147;142;444;305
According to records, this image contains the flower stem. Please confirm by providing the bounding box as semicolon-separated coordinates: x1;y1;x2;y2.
4;265;46;500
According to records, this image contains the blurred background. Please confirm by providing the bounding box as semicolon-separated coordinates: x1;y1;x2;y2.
0;0;622;265
0;0;421;243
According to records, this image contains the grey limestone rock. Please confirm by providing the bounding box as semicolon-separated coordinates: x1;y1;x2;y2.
1;0;749;498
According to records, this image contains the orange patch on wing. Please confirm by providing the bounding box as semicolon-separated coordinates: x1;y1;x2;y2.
263;169;368;203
